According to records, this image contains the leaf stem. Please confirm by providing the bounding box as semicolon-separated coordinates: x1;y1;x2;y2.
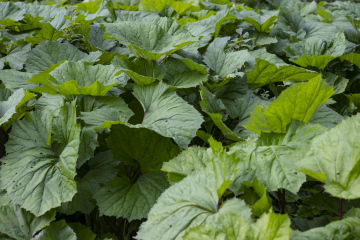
339;198;342;220
278;189;286;214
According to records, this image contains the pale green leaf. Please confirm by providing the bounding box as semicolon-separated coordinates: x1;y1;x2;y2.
78;95;134;129
136;160;251;240
133;81;203;148
25;41;101;73
0;70;37;91
183;213;248;240
0;202;55;240
247;211;291;240
103;21;196;61
0;103;80;216
291;217;360;240
296;114;360;199
28;61;125;96
0;44;31;70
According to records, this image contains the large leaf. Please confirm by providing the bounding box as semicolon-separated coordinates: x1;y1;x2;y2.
112;57;165;85
94;125;180;221
59;151;120;215
203;37;254;78
295;114;360;199
0;198;56;240
136;152;251;240
0;70;37;91
232;121;324;194
185;10;235;38
25;41;101;73
0;44;31;70
246;59;318;89
291;217;360;240
34;220;77;240
78;95;134;129
162;146;214;184
183;213;248;240
28;61;126;96
132;81;203;148
247;211;291;240
103;21;197;61
276;7;306;39
285;30;347;70
0;102;80;216
247;75;333;133
161;57;208;88
235;10;278;33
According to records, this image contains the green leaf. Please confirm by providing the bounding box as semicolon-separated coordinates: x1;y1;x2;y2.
0;44;31;70
78;95;134;129
0;201;56;240
229;90;270;139
0;2;26;22
28;61;126;96
295;114;360;199
309;105;344;129
25;41;101;73
95;174;169;221
247;211;291;240
112;57;165;85
247;75;333;133
136;160;251;240
107;124;180;171
162;146;214;184
0;88;34;126
25;23;63;45
59;151;119;215
186;10;235;38
183;213;248;240
241;178;272;217
132;81;203;148
249;121;324;193
103;21;197;61
89;24;117;51
0;102;80;216
340;52;360;69
200;85;242;141
34;220;77;240
276;8;306;39
291;217;360;240
161;57;208;88
94;125;180;220
246;59;318;89
236;10;278;33
68;223;96;240
286;30;347;70
0;70;37;91
203;37;254;78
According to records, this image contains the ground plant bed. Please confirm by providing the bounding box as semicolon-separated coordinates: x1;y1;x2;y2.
0;0;360;239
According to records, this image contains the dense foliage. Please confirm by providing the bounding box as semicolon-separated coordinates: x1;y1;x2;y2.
0;0;360;239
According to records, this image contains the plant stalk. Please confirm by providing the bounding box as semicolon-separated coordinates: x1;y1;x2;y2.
339;198;343;220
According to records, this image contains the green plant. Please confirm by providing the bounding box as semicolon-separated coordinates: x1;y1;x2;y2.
0;0;360;239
